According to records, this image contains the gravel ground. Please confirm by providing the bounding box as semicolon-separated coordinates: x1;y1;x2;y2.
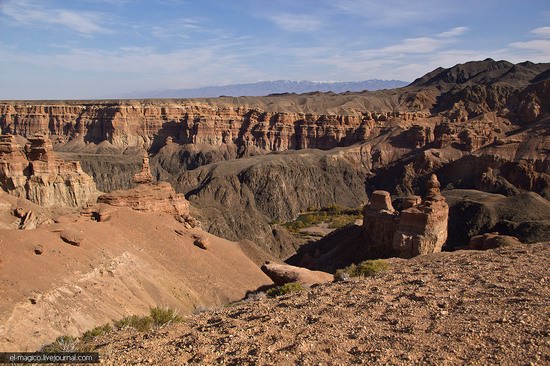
94;243;550;365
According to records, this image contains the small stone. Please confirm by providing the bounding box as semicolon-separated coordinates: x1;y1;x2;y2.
194;237;209;250
34;246;43;255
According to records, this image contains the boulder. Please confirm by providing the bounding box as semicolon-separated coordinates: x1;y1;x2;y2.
469;233;522;250
261;262;333;286
60;230;85;246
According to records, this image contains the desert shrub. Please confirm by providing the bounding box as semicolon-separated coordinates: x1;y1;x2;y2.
328;214;360;229
266;282;303;297
42;335;81;353
149;306;183;327
334;259;389;281
81;324;112;342
114;314;153;332
284;206;363;233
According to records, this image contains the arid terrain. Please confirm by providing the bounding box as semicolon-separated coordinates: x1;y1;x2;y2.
0;59;549;360
93;244;549;365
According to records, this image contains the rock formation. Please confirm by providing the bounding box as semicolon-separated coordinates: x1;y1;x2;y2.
0;134;98;207
0;134;27;197
362;175;449;258
361;191;399;257
97;156;189;218
392;175;449;258
132;154;154;184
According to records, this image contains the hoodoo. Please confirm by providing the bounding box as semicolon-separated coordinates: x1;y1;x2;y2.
362;174;449;258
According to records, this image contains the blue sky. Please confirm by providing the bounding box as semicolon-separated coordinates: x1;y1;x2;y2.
1;0;549;99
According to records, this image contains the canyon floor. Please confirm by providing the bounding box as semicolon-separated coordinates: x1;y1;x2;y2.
91;243;549;366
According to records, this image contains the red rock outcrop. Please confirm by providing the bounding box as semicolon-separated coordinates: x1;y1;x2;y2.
97;182;189;217
0;134;98;207
97;156;189;217
362;175;449;258
392;175;449;258
361;191;399;257
132;154;154;184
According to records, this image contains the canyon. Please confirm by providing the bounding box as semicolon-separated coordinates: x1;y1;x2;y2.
3;59;548;254
0;59;549;353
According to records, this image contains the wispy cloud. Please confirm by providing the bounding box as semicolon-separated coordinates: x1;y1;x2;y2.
151;18;203;39
531;26;550;38
328;0;450;25
267;13;323;32
1;0;109;34
439;26;469;38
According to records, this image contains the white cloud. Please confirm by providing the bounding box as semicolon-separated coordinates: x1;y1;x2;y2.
510;39;550;50
267;13;323;32
1;0;109;34
375;37;447;54
439;26;469;38
531;27;550;38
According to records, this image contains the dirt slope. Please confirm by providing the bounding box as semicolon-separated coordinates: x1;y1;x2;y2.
0;201;272;351
93;243;549;365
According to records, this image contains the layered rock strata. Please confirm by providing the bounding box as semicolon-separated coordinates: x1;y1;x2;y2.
0;134;97;207
97;156;189;218
362;175;449;258
0;102;431;153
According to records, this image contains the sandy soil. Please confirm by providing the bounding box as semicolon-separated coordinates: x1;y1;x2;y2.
0;197;271;351
93;243;549;365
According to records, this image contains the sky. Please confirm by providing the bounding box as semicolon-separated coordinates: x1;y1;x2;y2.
0;0;549;99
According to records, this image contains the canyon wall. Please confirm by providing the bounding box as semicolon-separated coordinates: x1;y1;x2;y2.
0;102;431;154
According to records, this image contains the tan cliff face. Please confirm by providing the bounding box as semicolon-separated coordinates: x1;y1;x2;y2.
0;102;433;153
0;134;98;207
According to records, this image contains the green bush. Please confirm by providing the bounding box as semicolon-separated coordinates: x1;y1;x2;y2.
266;282;303;297
114;314;153;332
149;306;183;327
81;324;112;342
334;259;389;281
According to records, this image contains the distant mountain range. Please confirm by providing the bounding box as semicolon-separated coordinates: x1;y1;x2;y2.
112;79;410;99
